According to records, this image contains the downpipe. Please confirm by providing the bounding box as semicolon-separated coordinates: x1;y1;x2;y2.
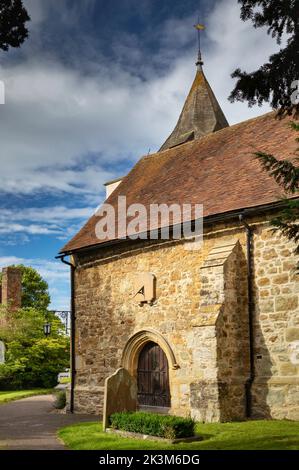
56;255;76;414
239;214;255;418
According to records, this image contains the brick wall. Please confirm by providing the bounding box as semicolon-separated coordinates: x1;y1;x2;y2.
0;267;22;310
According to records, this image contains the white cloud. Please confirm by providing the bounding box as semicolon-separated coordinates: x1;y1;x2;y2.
0;205;94;223
0;0;281;198
5;234;30;246
0;222;60;235
203;0;286;125
0;0;285;311
0;206;95;242
0;206;95;241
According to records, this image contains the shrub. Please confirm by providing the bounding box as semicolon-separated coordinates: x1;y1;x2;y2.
0;306;69;390
54;390;66;409
109;412;195;439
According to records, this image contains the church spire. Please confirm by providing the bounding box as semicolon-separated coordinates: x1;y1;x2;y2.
159;23;229;152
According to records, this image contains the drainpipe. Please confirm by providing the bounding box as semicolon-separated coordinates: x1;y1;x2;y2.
56;255;76;414
239;214;255;418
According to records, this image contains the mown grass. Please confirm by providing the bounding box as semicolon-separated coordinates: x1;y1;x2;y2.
0;389;53;404
58;419;299;450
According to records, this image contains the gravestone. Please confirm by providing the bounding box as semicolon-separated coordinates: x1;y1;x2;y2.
103;368;137;431
0;341;5;364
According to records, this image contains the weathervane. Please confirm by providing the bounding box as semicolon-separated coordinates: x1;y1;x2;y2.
193;18;205;69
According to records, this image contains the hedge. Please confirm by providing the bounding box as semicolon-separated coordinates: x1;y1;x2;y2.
109;411;195;439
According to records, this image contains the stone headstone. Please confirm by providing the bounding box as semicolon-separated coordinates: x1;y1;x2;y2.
103;368;137;431
0;341;5;364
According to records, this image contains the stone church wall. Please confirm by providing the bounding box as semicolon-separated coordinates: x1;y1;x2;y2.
72;214;299;421
251;224;299;420
189;240;249;422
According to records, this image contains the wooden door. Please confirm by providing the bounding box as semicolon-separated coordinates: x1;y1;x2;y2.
137;342;170;408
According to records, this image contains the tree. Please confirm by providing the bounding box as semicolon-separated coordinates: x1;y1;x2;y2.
0;305;69;389
0;265;51;311
229;0;299;115
16;265;51;311
0;266;69;390
255;121;299;265
0;0;30;52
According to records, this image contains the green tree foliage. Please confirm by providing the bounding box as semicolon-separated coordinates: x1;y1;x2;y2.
17;265;51;311
0;265;51;311
0;0;30;51
255;122;299;265
229;0;299;114
0;306;69;389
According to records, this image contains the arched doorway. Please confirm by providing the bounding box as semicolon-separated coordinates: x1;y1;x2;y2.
137;341;171;408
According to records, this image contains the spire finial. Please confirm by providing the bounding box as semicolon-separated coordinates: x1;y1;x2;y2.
193;21;205;70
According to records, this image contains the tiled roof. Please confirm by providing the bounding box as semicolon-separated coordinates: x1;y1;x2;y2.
61;112;297;254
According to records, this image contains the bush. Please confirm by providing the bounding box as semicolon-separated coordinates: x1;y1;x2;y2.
54;390;66;409
109;412;195;439
0;306;70;390
0;336;70;390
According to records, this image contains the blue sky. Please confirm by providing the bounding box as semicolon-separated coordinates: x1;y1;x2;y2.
0;0;281;309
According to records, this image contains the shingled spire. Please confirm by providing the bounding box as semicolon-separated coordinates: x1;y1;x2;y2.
159;25;229;152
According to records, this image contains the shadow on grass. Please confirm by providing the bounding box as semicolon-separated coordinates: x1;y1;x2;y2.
58;421;299;451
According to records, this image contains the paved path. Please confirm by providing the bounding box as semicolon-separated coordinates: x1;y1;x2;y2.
0;395;93;450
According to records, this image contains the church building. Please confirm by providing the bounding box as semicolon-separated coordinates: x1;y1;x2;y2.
59;49;299;422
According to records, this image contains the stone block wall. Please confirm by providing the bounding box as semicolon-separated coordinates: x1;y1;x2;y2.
251;224;299;420
216;242;250;421
72;214;299;421
73;237;207;416
190;240;249;422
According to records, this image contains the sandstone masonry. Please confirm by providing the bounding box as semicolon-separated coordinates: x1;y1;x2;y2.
71;213;299;421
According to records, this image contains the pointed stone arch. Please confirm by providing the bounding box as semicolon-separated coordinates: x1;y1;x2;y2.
121;329;179;376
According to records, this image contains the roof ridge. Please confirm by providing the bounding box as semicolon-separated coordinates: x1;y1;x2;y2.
109;111;277;190
156;110;276;156
60;111;295;254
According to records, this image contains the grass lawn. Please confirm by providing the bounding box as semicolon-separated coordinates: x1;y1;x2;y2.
58;420;299;450
0;389;53;404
